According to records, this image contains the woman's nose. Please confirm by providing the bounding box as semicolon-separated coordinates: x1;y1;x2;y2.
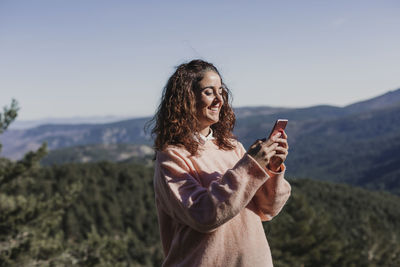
215;92;223;103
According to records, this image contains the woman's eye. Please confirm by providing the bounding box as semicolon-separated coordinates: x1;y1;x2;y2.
202;88;223;96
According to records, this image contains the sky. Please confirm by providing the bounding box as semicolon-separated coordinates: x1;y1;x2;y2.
1;0;399;121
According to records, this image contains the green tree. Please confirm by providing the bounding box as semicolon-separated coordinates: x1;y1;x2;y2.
0;99;18;153
266;190;342;267
0;100;80;266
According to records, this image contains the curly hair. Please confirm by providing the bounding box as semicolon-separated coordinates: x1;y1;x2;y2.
150;59;236;155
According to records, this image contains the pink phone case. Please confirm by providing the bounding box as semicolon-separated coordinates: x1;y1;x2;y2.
268;119;288;139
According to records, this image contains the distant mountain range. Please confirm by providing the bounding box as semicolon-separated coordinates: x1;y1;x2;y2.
41;144;154;166
235;88;400;194
1;88;400;193
0;117;152;160
9;115;134;130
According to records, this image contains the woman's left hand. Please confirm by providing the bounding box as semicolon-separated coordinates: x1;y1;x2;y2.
268;131;289;172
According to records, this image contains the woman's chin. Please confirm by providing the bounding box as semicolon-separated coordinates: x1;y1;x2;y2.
207;118;219;125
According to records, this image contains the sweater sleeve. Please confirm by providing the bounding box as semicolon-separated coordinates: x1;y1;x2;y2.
252;167;291;221
236;142;291;221
154;147;268;233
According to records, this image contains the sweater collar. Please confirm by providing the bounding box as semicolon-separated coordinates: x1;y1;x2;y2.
195;128;215;144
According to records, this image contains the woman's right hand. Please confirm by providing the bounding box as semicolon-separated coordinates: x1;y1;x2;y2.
247;132;288;172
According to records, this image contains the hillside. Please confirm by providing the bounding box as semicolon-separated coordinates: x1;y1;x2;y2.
345;88;400;113
285;104;400;193
236;99;400;194
235;89;400;194
2;89;399;160
1;99;400;266
40;143;154;166
0;117;152;160
2;157;399;266
235;88;400;148
270;178;400;266
9;115;131;130
1;88;400;193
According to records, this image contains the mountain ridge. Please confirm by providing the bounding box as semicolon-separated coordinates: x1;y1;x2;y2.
1;88;400;194
1;88;399;160
345;88;400;113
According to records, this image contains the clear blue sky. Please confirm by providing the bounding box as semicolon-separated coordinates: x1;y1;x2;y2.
1;0;399;120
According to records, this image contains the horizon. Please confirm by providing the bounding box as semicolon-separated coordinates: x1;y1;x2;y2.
1;1;400;120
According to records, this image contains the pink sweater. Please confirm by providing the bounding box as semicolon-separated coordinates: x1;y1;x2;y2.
153;139;291;267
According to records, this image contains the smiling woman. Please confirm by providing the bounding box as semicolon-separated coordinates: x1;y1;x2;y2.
150;59;291;267
151;60;236;155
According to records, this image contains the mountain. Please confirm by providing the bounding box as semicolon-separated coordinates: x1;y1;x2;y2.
0;103;359;160
0;117;152;160
40;143;154;166
285;104;400;194
234;106;291;118
9;115;133;130
235;89;400;194
345;89;400;114
1;88;400;193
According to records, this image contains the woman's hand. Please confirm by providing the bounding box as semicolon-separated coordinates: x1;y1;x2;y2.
247;131;289;172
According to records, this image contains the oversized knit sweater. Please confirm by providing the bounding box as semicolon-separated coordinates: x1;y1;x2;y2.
153;139;291;267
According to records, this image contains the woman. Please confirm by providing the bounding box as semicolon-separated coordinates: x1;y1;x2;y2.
151;59;291;267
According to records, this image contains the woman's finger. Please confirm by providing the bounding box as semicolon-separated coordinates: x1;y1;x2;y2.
248;139;263;152
274;146;288;155
265;132;282;146
264;142;279;152
275;138;289;149
281;130;288;140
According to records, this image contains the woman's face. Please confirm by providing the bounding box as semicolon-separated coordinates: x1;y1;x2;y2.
195;71;224;130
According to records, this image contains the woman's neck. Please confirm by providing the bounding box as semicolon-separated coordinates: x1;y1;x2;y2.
199;126;211;137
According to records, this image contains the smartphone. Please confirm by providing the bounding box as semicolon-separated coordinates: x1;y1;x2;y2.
268;119;288;139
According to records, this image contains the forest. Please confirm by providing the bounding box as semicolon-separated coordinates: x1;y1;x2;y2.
1;100;400;266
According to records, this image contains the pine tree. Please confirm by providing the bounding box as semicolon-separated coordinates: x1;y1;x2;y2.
0;100;80;266
266;190;342;267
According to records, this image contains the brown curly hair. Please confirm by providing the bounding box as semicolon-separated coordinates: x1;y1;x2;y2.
150;59;236;155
